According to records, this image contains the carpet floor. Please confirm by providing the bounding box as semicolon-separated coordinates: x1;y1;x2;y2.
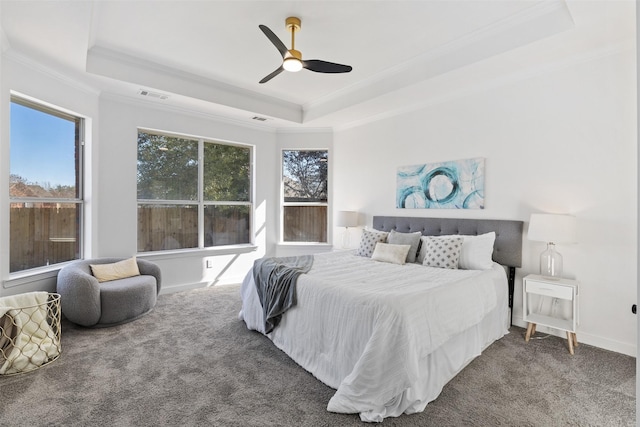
0;284;635;426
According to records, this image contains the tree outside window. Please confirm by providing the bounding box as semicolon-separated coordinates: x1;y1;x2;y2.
137;131;252;252
282;150;328;242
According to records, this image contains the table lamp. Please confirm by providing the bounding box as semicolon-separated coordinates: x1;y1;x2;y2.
527;213;577;279
336;211;358;248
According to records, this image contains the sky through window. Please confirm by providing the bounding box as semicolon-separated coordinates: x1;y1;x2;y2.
10;102;76;188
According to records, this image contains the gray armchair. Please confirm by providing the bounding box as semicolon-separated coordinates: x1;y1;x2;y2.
56;258;161;328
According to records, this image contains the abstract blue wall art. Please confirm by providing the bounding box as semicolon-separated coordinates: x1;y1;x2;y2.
396;157;485;209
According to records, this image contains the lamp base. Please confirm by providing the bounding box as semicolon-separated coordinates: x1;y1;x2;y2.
540;243;563;280
342;227;351;249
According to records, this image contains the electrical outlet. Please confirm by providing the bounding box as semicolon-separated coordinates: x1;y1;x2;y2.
206;260;213;268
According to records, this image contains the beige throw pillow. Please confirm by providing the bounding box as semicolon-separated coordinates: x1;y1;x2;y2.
90;257;140;283
371;243;411;265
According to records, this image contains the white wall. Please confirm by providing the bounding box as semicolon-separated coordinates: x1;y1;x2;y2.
96;96;279;292
636;0;639;414
0;55;100;296
0;55;282;296
333;39;637;355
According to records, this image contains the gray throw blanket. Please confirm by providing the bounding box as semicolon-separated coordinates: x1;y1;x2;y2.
253;255;314;334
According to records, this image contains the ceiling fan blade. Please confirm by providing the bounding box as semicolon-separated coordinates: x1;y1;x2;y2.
303;60;352;73
259;25;288;58
259;66;284;84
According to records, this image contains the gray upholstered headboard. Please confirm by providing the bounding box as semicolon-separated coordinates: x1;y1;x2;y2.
372;216;523;324
372;216;523;267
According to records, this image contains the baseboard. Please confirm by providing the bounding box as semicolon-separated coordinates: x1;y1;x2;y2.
159;279;242;295
575;331;637;357
512;319;636;357
159;281;208;295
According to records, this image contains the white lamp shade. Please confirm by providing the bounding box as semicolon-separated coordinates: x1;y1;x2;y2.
528;213;577;244
336;211;358;228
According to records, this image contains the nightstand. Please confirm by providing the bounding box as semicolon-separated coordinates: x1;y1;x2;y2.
523;274;579;355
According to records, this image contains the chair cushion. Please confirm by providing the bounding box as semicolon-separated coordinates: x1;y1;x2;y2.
98;275;157;326
90;257;140;283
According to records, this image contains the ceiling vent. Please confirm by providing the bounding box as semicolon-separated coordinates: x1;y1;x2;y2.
138;89;169;100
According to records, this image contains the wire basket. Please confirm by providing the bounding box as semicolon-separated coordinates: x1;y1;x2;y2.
0;292;62;375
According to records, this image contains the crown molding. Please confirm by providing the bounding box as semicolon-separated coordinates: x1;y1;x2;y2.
87;45;303;124
275;127;333;135
4;49;100;96
0;25;10;54
98;91;336;135
99;91;279;134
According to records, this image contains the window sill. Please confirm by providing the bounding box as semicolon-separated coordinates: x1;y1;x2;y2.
4;262;71;289
137;244;258;261
3;245;258;289
276;243;334;255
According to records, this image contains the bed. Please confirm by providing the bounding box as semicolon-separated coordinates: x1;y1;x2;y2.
240;216;523;422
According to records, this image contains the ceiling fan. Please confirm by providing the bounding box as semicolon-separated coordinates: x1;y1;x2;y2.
258;17;353;84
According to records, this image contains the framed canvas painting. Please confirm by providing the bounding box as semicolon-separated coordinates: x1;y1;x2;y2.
396;157;485;209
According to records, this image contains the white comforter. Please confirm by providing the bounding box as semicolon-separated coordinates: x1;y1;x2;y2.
240;251;508;422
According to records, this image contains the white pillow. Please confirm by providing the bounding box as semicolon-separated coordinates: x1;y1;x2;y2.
421;237;463;269
458;232;496;270
90;257;140;283
371;243;411;265
356;229;389;258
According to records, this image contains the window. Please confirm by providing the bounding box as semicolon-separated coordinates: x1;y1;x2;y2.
282;150;328;242
137;130;252;252
9;96;84;273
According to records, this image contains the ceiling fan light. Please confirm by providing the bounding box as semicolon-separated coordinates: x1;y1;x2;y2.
283;57;303;72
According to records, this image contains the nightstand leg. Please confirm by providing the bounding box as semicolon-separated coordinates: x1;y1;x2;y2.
566;331;575;355
572;333;578;347
525;323;535;342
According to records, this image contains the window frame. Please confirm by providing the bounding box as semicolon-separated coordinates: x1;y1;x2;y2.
8;95;85;274
136;129;253;253
280;148;329;244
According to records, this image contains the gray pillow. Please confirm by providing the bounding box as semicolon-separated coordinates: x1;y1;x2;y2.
388;230;422;263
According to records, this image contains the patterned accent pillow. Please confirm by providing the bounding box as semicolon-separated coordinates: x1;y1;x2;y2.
416;233;496;269
422;237;464;269
355;229;389;257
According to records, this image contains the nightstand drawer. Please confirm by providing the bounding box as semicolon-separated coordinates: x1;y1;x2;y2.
525;280;573;300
